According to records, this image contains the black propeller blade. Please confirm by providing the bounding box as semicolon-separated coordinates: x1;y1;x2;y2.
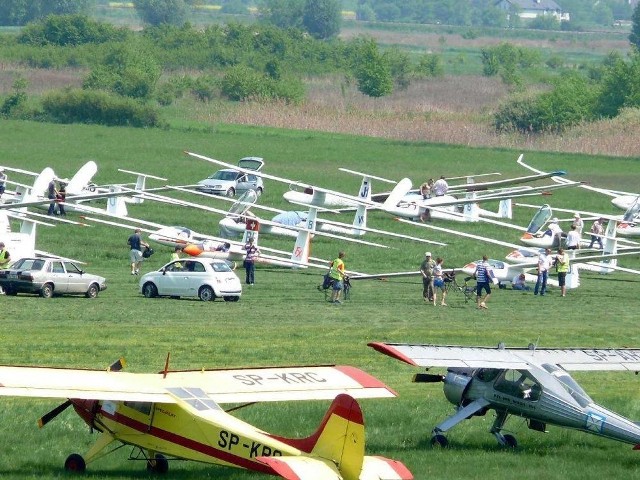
413;373;445;383
38;400;73;428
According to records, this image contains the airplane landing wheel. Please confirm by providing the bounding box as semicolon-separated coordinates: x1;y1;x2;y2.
147;454;169;474
502;434;518;448
64;453;86;473
430;434;449;448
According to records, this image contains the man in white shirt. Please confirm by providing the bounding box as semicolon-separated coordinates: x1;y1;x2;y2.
565;225;581;250
433;176;449;197
534;248;552;296
546;218;563;247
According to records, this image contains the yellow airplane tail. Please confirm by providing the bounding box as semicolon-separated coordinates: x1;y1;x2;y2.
259;394;413;480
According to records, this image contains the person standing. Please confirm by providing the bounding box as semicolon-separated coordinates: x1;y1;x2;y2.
589;218;604;249
565;225;581;250
555;248;570;297
420;252;435;303
572;212;584;235
56;182;67;216
0;167;7;201
0;241;9;294
474;256;493;309
433;257;447;306
127;228;148;275
546;218;563;247
534;248;553;296
433;176;449;197
242;237;259;285
47;178;58;215
328;251;346;304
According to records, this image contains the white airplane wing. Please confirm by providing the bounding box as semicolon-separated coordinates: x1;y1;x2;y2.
368;343;640;372
0;364;396;404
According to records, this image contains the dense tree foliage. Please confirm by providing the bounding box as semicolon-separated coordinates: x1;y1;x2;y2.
18;15;129;46
631;2;640;49
302;0;341;40
258;0;304;29
133;0;188;26
0;0;93;26
351;37;393;97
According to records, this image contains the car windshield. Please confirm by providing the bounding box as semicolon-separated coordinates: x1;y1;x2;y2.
64;262;82;274
207;170;238;181
12;258;46;271
210;262;232;272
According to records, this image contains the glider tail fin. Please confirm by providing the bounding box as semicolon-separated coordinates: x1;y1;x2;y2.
106;186;129;217
498;198;513;219
352;176;371;236
290;207;316;266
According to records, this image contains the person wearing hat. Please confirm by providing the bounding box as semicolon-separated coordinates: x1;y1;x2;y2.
545;217;563;248
420;252;436;303
0;167;7;201
572;212;584;235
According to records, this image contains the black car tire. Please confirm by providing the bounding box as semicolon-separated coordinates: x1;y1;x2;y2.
198;285;215;301
223;296;240;302
142;282;158;298
85;283;99;298
40;283;54;299
225;187;235;198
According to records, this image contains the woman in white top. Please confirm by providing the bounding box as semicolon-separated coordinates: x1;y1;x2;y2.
432;257;447;306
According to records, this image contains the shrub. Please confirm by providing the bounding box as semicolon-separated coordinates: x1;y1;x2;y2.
414;54;444;78
18;14;129;46
42;88;163;127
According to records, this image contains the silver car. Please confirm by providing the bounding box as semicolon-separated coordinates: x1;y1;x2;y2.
139;259;242;302
196;157;264;197
0;257;107;298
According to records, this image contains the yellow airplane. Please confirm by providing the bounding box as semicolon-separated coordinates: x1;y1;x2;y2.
0;359;412;479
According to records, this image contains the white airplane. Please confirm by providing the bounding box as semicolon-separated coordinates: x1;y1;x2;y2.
516;155;640;212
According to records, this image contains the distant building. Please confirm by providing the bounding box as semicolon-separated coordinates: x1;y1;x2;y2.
495;0;570;22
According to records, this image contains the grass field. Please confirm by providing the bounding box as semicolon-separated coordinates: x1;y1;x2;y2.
0;119;639;479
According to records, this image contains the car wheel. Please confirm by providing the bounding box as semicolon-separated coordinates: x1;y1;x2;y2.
142;282;158;298
64;453;86;473
225;187;235;198
85;283;99;299
224;296;240;302
255;187;263;197
40;283;54;299
198;285;215;302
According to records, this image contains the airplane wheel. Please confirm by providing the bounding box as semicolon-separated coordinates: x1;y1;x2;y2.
142;282;158;298
85;283;99;298
64;453;86;473
40;283;54;298
147;454;169;474
502;434;518;448
198;286;215;302
430;434;449;448
223;296;240;302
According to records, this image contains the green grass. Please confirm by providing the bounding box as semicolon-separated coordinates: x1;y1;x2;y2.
0;119;639;479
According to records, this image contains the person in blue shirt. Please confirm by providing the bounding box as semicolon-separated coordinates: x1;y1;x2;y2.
474;256;493;309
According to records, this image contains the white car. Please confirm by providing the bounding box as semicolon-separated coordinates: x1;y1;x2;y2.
139;259;242;302
196;157;265;197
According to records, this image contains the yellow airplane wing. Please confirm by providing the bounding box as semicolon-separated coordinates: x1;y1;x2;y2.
0;365;396;403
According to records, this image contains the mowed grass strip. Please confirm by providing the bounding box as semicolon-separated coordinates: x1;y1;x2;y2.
0;120;639;479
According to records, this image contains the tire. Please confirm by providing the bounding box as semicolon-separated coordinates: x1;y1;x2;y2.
142;282;158;298
223;296;240;302
198;285;215;302
5;287;17;296
430;434;449;448
40;283;54;299
255;187;263;197
225;187;235;198
146;453;169;474
85;283;99;299
502;434;518;448
64;453;86;473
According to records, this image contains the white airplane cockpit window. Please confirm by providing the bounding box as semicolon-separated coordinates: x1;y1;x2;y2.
622;198;640;222
542;363;592;407
123;401;152;416
526;204;552;234
494;369;542;401
228;190;257;216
